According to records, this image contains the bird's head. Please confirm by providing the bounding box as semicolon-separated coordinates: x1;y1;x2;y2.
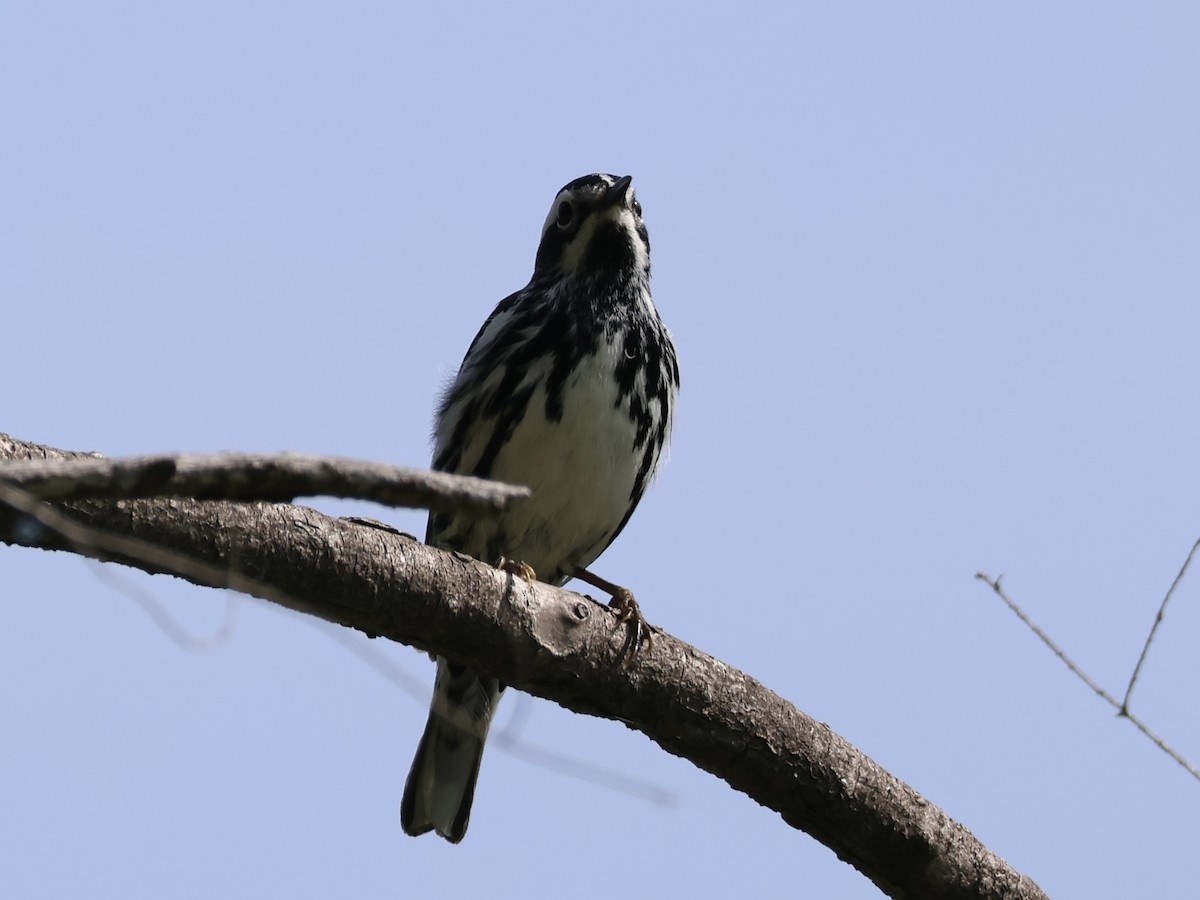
533;173;650;285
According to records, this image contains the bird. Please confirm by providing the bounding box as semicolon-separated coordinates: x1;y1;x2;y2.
400;173;679;843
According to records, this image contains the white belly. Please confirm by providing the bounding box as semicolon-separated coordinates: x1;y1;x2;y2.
482;338;641;580
434;332;648;584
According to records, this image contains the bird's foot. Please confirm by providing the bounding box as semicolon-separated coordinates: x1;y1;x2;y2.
498;558;537;583
573;567;654;665
609;586;653;664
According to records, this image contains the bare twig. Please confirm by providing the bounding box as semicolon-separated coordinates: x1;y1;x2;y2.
1122;538;1200;711
1116;709;1200;781
975;570;1200;782
0;451;528;514
974;572;1122;708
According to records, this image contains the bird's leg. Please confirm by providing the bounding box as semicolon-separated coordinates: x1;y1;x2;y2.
498;558;537;583
572;566;654;661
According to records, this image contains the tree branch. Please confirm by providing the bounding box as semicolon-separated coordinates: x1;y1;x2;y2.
0;447;527;512
0;432;1047;900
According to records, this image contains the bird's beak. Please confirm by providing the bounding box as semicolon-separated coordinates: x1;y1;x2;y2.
598;175;633;210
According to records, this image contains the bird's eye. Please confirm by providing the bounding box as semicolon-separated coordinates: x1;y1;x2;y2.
556;200;574;228
632;199;643;218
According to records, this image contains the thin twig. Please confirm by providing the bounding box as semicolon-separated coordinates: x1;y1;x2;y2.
975;570;1200;782
1122;538;1200;711
0;451;527;514
1120;708;1200;780
974;572;1121;709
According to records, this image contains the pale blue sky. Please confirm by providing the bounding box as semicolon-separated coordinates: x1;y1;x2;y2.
3;3;1199;897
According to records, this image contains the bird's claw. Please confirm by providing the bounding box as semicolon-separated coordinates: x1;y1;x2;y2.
498;558;537;583
609;587;653;666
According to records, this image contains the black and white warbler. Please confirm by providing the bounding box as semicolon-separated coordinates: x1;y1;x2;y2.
400;173;680;843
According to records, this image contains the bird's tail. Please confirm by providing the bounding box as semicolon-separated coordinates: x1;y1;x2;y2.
401;657;503;843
